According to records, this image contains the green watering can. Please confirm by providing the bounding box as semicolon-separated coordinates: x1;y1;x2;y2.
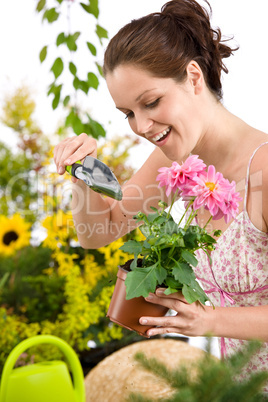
0;335;85;402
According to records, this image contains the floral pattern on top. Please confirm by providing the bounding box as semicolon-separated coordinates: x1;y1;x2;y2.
193;142;268;392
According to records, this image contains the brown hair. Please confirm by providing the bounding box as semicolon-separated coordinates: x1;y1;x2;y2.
103;0;238;99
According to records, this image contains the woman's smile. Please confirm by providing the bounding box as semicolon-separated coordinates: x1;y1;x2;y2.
146;126;172;145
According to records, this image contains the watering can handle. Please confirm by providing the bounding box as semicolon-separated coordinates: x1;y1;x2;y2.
0;335;85;402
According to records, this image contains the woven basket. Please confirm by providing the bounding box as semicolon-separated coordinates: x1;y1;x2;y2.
85;339;212;401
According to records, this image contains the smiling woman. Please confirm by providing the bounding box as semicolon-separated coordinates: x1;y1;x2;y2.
53;0;268;393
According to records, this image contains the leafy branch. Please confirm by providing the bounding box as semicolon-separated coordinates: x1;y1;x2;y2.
128;340;268;402
36;0;108;138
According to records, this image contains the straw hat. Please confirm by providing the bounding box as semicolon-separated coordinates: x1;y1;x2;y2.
85;339;211;401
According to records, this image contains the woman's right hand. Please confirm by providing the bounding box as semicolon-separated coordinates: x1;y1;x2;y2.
53;133;97;182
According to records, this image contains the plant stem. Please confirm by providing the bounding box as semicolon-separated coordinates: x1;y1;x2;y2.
167;190;179;219
203;215;212;230
178;199;194;227
184;209;197;230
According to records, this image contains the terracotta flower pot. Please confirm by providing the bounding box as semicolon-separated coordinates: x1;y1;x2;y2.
107;267;169;338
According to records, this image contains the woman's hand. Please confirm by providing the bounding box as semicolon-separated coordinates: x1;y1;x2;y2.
139;288;214;338
53;133;97;182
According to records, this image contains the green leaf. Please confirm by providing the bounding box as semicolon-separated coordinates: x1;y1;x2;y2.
39;46;47;63
125;268;157;299
139;226;151;239
80;0;99;18
164;276;181;289
182;282;208;305
66;33;80;51
36;0;46;12
0;272;10;289
164;287;178;295
154;264;167;285
87;72;99;89
63;95;70;107
52;92;60;110
65;109;76;127
87;42;97;56
183;231;198;248
87;115;106;138
96;24;108;44
56;32;66;46
47;83;62;96
181;249;198;267
182;284;200;304
125;263;166;299
150;206;158;212
78;80;89;94
120;240;143;256
163;220;179;235
69;62;77;76
95;62;104;77
172;261;195;286
73;31;81;41
130;259;138;270
73;76;80;90
72;115;84;135
51;57;64;79
43;8;59;23
147;212;159;223
202;233;217;244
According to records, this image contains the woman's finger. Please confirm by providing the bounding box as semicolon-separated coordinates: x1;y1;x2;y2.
139;313;184;337
144;292;186;312
54;133;97;174
155;287;188;302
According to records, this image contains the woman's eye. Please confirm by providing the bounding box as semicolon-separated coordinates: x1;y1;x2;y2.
125;111;134;119
146;98;160;109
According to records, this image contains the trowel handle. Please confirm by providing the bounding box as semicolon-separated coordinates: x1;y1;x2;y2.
65;161;82;176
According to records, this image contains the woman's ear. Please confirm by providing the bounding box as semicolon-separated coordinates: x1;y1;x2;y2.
186;61;204;95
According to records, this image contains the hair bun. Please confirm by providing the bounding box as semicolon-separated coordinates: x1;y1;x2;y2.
104;0;238;99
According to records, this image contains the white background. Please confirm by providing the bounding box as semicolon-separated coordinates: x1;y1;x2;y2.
0;0;268;166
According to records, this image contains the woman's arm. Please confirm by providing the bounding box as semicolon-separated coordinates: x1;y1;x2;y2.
140;290;268;342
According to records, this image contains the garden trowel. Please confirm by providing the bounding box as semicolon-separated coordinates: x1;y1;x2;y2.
66;156;123;200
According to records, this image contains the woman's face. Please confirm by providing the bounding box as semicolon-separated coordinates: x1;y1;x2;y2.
106;64;207;161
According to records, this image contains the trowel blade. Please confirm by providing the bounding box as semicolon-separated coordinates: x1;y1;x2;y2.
76;156;123;201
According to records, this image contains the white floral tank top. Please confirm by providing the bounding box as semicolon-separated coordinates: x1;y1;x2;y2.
193;142;268;391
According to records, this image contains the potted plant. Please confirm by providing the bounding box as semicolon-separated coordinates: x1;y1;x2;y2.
107;155;241;336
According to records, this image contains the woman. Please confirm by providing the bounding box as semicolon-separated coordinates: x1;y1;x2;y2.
54;0;268;389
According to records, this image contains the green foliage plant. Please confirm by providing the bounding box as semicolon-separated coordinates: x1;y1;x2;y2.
121;201;216;305
120;155;241;306
36;0;108;138
128;340;268;402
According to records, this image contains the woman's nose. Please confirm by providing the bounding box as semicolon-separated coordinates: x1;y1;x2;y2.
135;114;153;135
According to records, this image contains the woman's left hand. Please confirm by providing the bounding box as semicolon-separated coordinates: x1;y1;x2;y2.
139;287;214;337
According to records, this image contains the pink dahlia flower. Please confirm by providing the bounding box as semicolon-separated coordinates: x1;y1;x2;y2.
214;182;242;223
157;155;206;197
185;165;236;218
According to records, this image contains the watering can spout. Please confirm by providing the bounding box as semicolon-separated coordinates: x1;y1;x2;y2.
0;335;85;402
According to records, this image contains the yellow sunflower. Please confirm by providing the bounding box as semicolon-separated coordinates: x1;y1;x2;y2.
0;214;31;257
